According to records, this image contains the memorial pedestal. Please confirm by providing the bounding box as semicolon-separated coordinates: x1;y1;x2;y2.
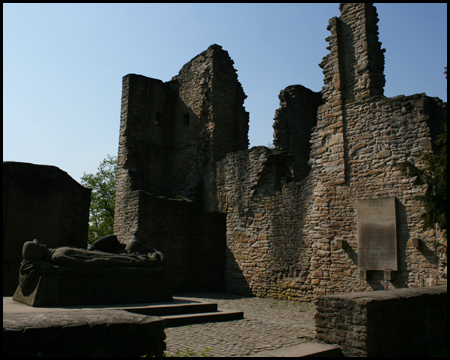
13;265;173;307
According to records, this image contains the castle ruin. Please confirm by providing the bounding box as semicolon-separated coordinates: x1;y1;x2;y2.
114;3;446;300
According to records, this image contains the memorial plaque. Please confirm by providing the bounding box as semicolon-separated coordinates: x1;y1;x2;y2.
357;197;397;271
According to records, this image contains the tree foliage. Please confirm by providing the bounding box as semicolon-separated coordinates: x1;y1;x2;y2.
80;154;118;245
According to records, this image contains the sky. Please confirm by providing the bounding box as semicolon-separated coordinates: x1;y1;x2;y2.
3;3;447;183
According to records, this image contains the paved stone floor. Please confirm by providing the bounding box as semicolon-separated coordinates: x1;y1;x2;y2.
164;292;316;357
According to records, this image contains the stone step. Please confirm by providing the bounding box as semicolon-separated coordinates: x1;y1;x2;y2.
124;302;244;327
3;309;167;357
3;296;244;329
250;343;344;357
123;299;244;327
161;309;244;327
124;302;218;316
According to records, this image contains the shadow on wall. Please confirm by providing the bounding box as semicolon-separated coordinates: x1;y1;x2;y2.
225;247;253;296
338;21;356;101
195;211;227;292
129;192;228;293
392;199;411;289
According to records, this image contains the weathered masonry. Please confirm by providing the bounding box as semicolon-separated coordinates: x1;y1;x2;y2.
114;3;447;299
315;286;447;357
114;45;248;291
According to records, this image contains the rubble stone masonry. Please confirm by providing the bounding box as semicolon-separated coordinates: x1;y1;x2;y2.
216;3;446;299
114;45;247;291
114;4;446;297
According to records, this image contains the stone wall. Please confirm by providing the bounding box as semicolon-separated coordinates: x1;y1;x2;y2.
114;44;247;292
273;85;323;182
216;147;311;299
132;191;225;292
3;162;91;295
217;3;447;300
314;286;447;357
217;93;446;302
114;3;447;299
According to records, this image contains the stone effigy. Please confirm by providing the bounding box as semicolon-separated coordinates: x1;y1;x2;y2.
13;235;173;306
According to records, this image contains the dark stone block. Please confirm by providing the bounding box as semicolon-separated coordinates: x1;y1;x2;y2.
13;265;173;306
3;162;91;295
3;310;167;357
315;286;447;357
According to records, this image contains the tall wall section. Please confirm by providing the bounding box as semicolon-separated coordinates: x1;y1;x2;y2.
216;147;312;298
218;3;447;300
114;44;248;291
115;44;248;243
273;85;323;181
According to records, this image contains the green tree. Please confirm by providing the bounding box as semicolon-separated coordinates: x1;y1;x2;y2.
81;154;118;245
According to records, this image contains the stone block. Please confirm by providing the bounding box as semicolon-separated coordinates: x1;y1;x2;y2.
3;162;91;295
3;310;166;357
13;265;173;307
315;286;447;357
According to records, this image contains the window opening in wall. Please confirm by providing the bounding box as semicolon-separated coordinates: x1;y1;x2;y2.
183;113;190;126
155;112;163;125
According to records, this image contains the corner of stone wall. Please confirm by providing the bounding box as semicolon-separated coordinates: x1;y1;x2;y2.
315;286;447;357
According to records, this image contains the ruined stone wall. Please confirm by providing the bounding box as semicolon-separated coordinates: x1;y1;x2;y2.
114;45;248;291
321;3;385;102
218;3;447;300
114;74;173;240
304;94;446;297
273;85;323;182
171;44;249;206
216;147;313;299
114;3;446;300
219;94;446;300
115;44;248;242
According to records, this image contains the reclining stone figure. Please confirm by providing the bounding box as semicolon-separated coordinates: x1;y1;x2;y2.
22;235;164;268
14;235;173;306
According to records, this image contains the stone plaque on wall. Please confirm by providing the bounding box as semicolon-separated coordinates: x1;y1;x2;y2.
357;197;397;271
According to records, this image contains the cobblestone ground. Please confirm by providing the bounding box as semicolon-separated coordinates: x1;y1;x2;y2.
164;292;316;357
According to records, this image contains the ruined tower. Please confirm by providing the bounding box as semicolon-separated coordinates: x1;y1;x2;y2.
321;3;385;102
315;3;387;185
114;44;248;291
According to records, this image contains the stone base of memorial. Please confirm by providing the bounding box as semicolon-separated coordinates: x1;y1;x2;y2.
13;264;173;307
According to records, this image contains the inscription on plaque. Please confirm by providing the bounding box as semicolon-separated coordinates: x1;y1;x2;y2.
357;197;397;271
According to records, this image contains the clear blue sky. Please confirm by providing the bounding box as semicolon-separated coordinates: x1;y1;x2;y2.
3;3;447;183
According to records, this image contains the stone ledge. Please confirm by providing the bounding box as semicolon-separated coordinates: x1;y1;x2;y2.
315;286;447;357
318;285;447;303
3;310;166;357
250;342;344;357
